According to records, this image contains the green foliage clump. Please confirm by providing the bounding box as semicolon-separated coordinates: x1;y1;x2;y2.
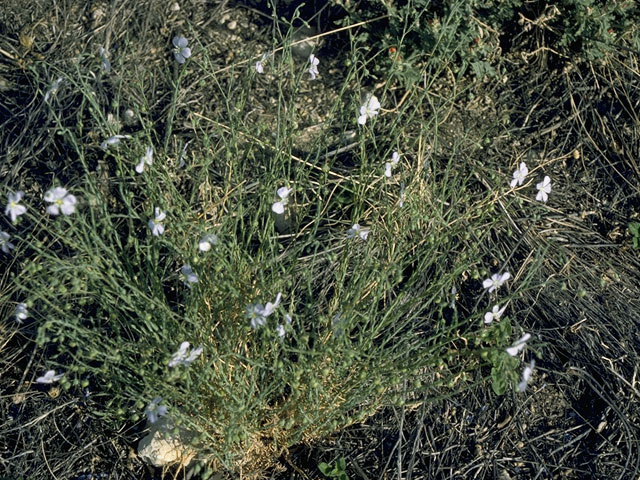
319;457;349;480
3;15;537;475
332;0;639;82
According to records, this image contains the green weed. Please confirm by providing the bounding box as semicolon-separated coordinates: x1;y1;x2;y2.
319;457;349;480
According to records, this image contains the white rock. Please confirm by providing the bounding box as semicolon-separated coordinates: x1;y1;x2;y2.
137;417;196;467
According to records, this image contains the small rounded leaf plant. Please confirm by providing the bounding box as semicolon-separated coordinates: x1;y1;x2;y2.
319;458;348;480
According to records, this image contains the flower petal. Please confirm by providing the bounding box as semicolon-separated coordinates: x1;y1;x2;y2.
173;36;187;48
277;187;291;199
46;205;60;215
60;202;76;216
45;187;66;202
272;202;285;214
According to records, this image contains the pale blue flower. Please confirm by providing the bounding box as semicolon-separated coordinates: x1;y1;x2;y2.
36;370;63;384
44;77;63;103
15;303;28;323
255;53;269;73
385;151;400;178
308;54;319;80
347;223;369;241
506;333;531;357
168;341;203;367
181;264;198;287
272;187;291;214
510;162;528;187
100;134;131;150
276;314;292;340
198;233;218;252
484;304;506;324
246;304;267;329
517;359;536;392
148;207;166;236
482;271;510;293
536;175;552;202
135;146;153;174
99;47;111;73
178;140;191;168
262;292;282;316
145;397;168;424
0;231;14;254
5;191;26;223
45;187;77;216
246;292;282;329
172;36;191;64
358;94;380;125
398;182;406;207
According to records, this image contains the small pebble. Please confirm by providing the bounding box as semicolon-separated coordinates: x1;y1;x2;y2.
291;26;320;59
227;20;237;30
92;7;104;21
170;2;180;11
123;108;137;126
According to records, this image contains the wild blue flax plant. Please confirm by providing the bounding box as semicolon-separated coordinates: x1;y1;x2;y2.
4;24;540;474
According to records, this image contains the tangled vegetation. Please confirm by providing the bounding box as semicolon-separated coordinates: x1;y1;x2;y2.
1;1;639;479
